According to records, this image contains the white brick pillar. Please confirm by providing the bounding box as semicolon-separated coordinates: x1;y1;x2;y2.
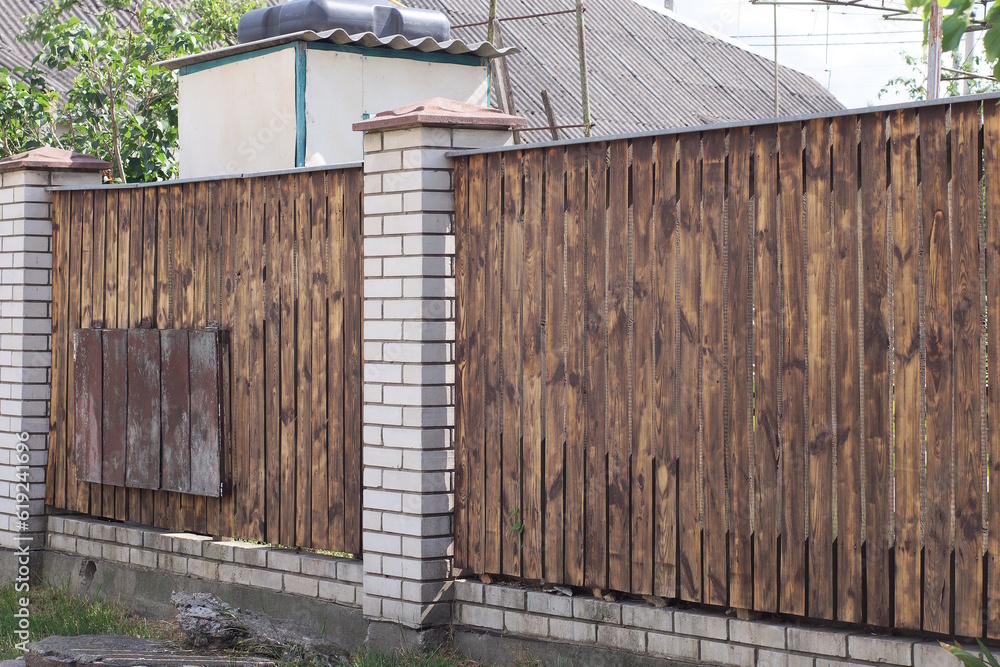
353;99;524;641
0;149;107;553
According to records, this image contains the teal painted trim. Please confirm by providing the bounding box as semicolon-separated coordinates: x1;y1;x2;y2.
305;41;484;67
295;43;307;168
178;43;297;76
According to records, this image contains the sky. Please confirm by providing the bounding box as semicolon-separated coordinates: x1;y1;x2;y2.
670;0;974;109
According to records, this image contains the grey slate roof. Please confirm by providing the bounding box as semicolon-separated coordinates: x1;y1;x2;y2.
1;0;842;139
406;0;843;136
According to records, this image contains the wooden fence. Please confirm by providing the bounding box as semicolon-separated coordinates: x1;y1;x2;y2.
454;98;1000;638
45;167;363;555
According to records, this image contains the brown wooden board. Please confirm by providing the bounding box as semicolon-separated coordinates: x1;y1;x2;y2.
653;135;678;599
190;330;222;497
890;108;922;631
860;112;892;628
218;179;237;538
160;329;191;494
483;152;504;574
101;191;117;519
726;126;753;610
677;133;702;602
295;174;313;548
804;118;834;620
631;136;655;596
310;172;330;551
326;171;346;553
343;167;363;555
563;145;587;587
607;140;631;593
542;147;566;583
247;177;267;542
455;158;470;569
47;191;69;507
584;143;608;590
73;329;102;484
78;189;95;514
126;329;161;490
66;191;85;513
986;100;1000;639
950;101;984;639
522;149;544;581
102;330;128;487
778;121;806;617
832;114;863;624
126;189;145;521
191;182;209;533
502;151;524;577
701;130;727;607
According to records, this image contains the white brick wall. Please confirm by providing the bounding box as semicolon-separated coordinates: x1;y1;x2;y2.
0;168;101;549
358;124;511;629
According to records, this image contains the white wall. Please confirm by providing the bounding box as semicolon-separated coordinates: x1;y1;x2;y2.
178;47;298;179
177;43;489;178
305;49;489;167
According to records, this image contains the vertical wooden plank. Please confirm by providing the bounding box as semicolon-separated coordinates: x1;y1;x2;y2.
343;167;363;554
522;150;544;581
726;126;753;610
102;329;127;487
112;188;132;519
753;127;780;613
73;329;102;484
247;177;266;542
462;155;486;573
126;329;161;490
231;178;250;538
564;146;587;587
653;135;678;599
455;157;470;570
985;99;1000;640
860;112;892;629
677;133;702;602
607;140;631;593
65;192;85;513
126;189;145;522
279;175;297;547
95;190;112;518
174;185;195;530
631;137;655;596
804;118;834;620
218;179;237;538
327;171;346;553
191;181;209;533
701;130;727;607
951;101;984;638
502;151;524;578
833;114;863;624
542;148;565;583
77;189;95;514
891;108;922;631
190;330;222;497
47;191;69;508
584;143;608;590
778;121;807;617
264;176;282;545
483;153;504;575
161;330;191;494
139;188;158;527
310;172;329;551
295;173;312;548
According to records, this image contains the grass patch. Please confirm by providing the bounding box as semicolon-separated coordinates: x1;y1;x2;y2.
348;647;486;667
0;582;165;660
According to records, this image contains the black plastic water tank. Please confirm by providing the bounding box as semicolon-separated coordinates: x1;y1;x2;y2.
237;0;452;44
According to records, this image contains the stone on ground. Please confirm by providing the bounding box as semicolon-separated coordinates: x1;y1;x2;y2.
22;635;275;666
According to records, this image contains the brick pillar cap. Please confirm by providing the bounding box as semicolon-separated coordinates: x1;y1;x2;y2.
0;147;110;174
353;97;527;132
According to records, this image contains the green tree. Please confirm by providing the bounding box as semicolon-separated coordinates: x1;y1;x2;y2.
0;0;259;182
879;49;1000;100
909;0;1000;82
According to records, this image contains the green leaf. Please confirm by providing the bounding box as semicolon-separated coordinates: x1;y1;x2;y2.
941;10;971;52
976;639;1000;667
943;642;990;667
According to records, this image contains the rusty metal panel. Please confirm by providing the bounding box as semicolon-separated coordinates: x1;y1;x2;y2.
101;330;127;486
73;329;102;484
126;329;160;489
160;329;191;493
189;330;222;497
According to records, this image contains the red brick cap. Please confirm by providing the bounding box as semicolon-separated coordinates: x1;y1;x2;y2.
0;147;110;174
353;97;527;132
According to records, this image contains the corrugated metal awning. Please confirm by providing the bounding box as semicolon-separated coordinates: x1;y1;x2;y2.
159;28;515;71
